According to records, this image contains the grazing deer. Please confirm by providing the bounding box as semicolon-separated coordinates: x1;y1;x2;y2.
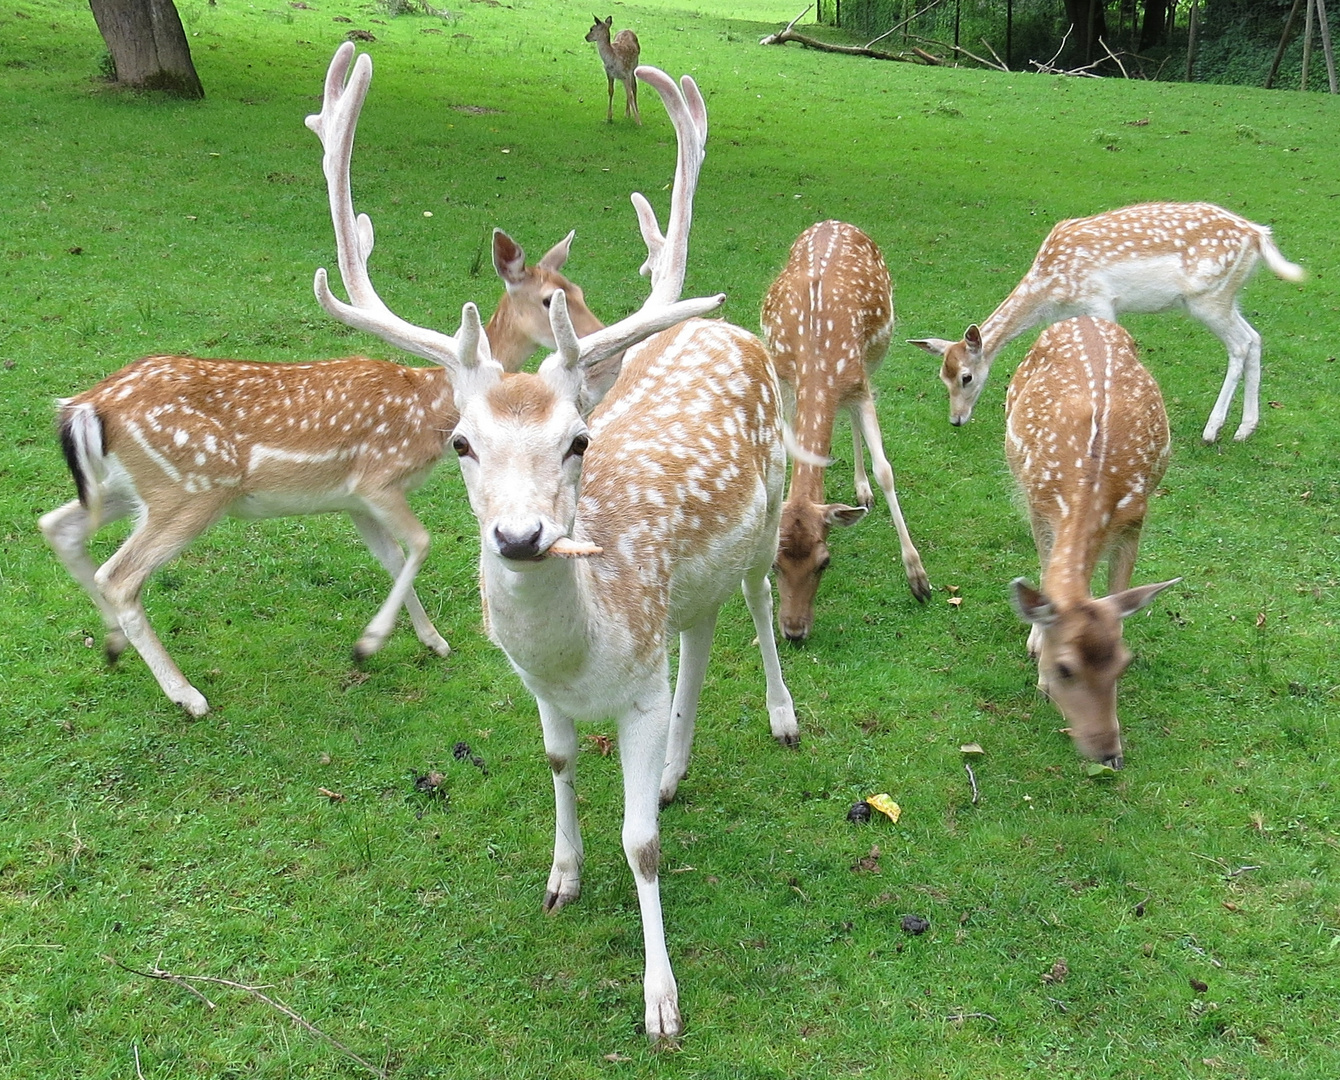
910;202;1304;443
585;14;641;125
307;43;797;1040
761;220;930;640
38;227;602;717
1006;316;1180;769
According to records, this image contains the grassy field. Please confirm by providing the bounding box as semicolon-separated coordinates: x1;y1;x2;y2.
2;1;1338;1077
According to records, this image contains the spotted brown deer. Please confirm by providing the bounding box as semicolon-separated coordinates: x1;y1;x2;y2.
37;226;602;717
910;202;1304;443
761;220;930;640
1006;316;1180;769
585;14;641;125
307;43;796;1040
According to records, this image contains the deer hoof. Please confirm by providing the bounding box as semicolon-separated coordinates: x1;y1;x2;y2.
176;687;210;718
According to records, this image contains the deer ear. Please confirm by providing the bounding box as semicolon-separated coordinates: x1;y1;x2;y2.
1105;577;1182;620
492;229;527;285
538;230;575;272
1011;578;1056;626
823;504;868;528
908;337;953;358
964;324;983;358
604;15;613;27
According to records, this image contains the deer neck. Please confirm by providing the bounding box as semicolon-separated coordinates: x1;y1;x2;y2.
483;309;538;371
479;552;596;681
980;284;1049;361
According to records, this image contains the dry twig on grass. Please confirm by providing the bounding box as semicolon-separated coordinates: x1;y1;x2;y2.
109;957;388;1079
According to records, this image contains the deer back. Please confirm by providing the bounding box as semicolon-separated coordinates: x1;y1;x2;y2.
66;355;457;516
578;319;785;657
1006;317;1169;596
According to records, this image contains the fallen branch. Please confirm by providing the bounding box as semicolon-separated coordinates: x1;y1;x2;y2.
110;957;387;1079
908;34;1007;71
760;4;915;61
759;3;814;45
1098;36;1130;78
979;36;1009;71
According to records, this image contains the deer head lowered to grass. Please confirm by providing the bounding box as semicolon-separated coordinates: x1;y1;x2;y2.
761;220;930;641
910;202;1304;443
305;42;798;1042
1005;316;1181;769
39;218;601;717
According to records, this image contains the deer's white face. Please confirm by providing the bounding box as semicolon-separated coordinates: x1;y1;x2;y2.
451;372;590;563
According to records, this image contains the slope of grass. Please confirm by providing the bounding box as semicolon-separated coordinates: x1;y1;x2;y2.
2;2;1337;1078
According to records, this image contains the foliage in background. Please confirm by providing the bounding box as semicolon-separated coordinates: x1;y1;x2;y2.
818;0;1332;86
1;0;1338;1077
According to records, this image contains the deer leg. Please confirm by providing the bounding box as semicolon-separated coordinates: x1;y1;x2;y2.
627;75;641;125
606;75;615;122
741;565;800;747
616;684;680;1042
661;614;717;806
1196;300;1260;443
1106;523;1144;596
1026;511;1055;661
850;422;874;508
538;698;584;913
348;503;450;661
39;495;134;662
854;397;930;602
94;500;225;717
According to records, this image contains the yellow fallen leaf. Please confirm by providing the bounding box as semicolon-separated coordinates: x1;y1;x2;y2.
960;743;984;755
865;793;901;823
947;596;963;607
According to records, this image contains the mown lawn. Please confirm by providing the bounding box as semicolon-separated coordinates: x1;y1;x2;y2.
1;2;1337;1077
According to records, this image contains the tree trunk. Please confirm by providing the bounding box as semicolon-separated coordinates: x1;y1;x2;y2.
1062;0;1109;64
88;0;204;98
1138;0;1172;50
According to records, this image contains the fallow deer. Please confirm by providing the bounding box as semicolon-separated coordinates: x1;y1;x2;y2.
761;220;930;640
585;14;641;125
1006;316;1180;769
910;202;1304;442
38;226;602;717
306;43;796;1040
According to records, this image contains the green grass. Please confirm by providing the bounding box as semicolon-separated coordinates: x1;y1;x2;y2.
3;1;1339;1077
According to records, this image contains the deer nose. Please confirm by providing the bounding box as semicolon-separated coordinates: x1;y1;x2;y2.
950;415;966;427
494;522;545;561
781;622;810;643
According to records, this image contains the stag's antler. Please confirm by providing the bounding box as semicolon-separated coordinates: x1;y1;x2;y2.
307;45;721;379
306;43;486;370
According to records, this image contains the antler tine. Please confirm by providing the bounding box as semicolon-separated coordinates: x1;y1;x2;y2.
574;67;723;371
306;45;466;370
549;291;582;370
631;67;707;306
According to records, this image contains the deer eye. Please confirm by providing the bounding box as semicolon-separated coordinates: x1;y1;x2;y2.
451;435;473;459
542;294;553;309
961;372;974;387
816;555;831;573
566;433;589;459
1054;661;1075;682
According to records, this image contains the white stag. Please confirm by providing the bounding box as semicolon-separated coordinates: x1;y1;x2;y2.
306;43;798;1040
911;202;1304;442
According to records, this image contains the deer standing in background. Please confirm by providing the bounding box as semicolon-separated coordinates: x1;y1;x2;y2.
1006;316;1180;769
585;14;641;125
307;43;797;1040
38;228;602;717
910;202;1304;443
761;220;930;640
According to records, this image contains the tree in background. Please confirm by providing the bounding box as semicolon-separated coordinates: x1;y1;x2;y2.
88;0;204;98
1139;0;1175;49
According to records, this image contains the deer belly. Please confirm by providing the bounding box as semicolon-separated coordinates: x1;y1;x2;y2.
1095;255;1188;314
